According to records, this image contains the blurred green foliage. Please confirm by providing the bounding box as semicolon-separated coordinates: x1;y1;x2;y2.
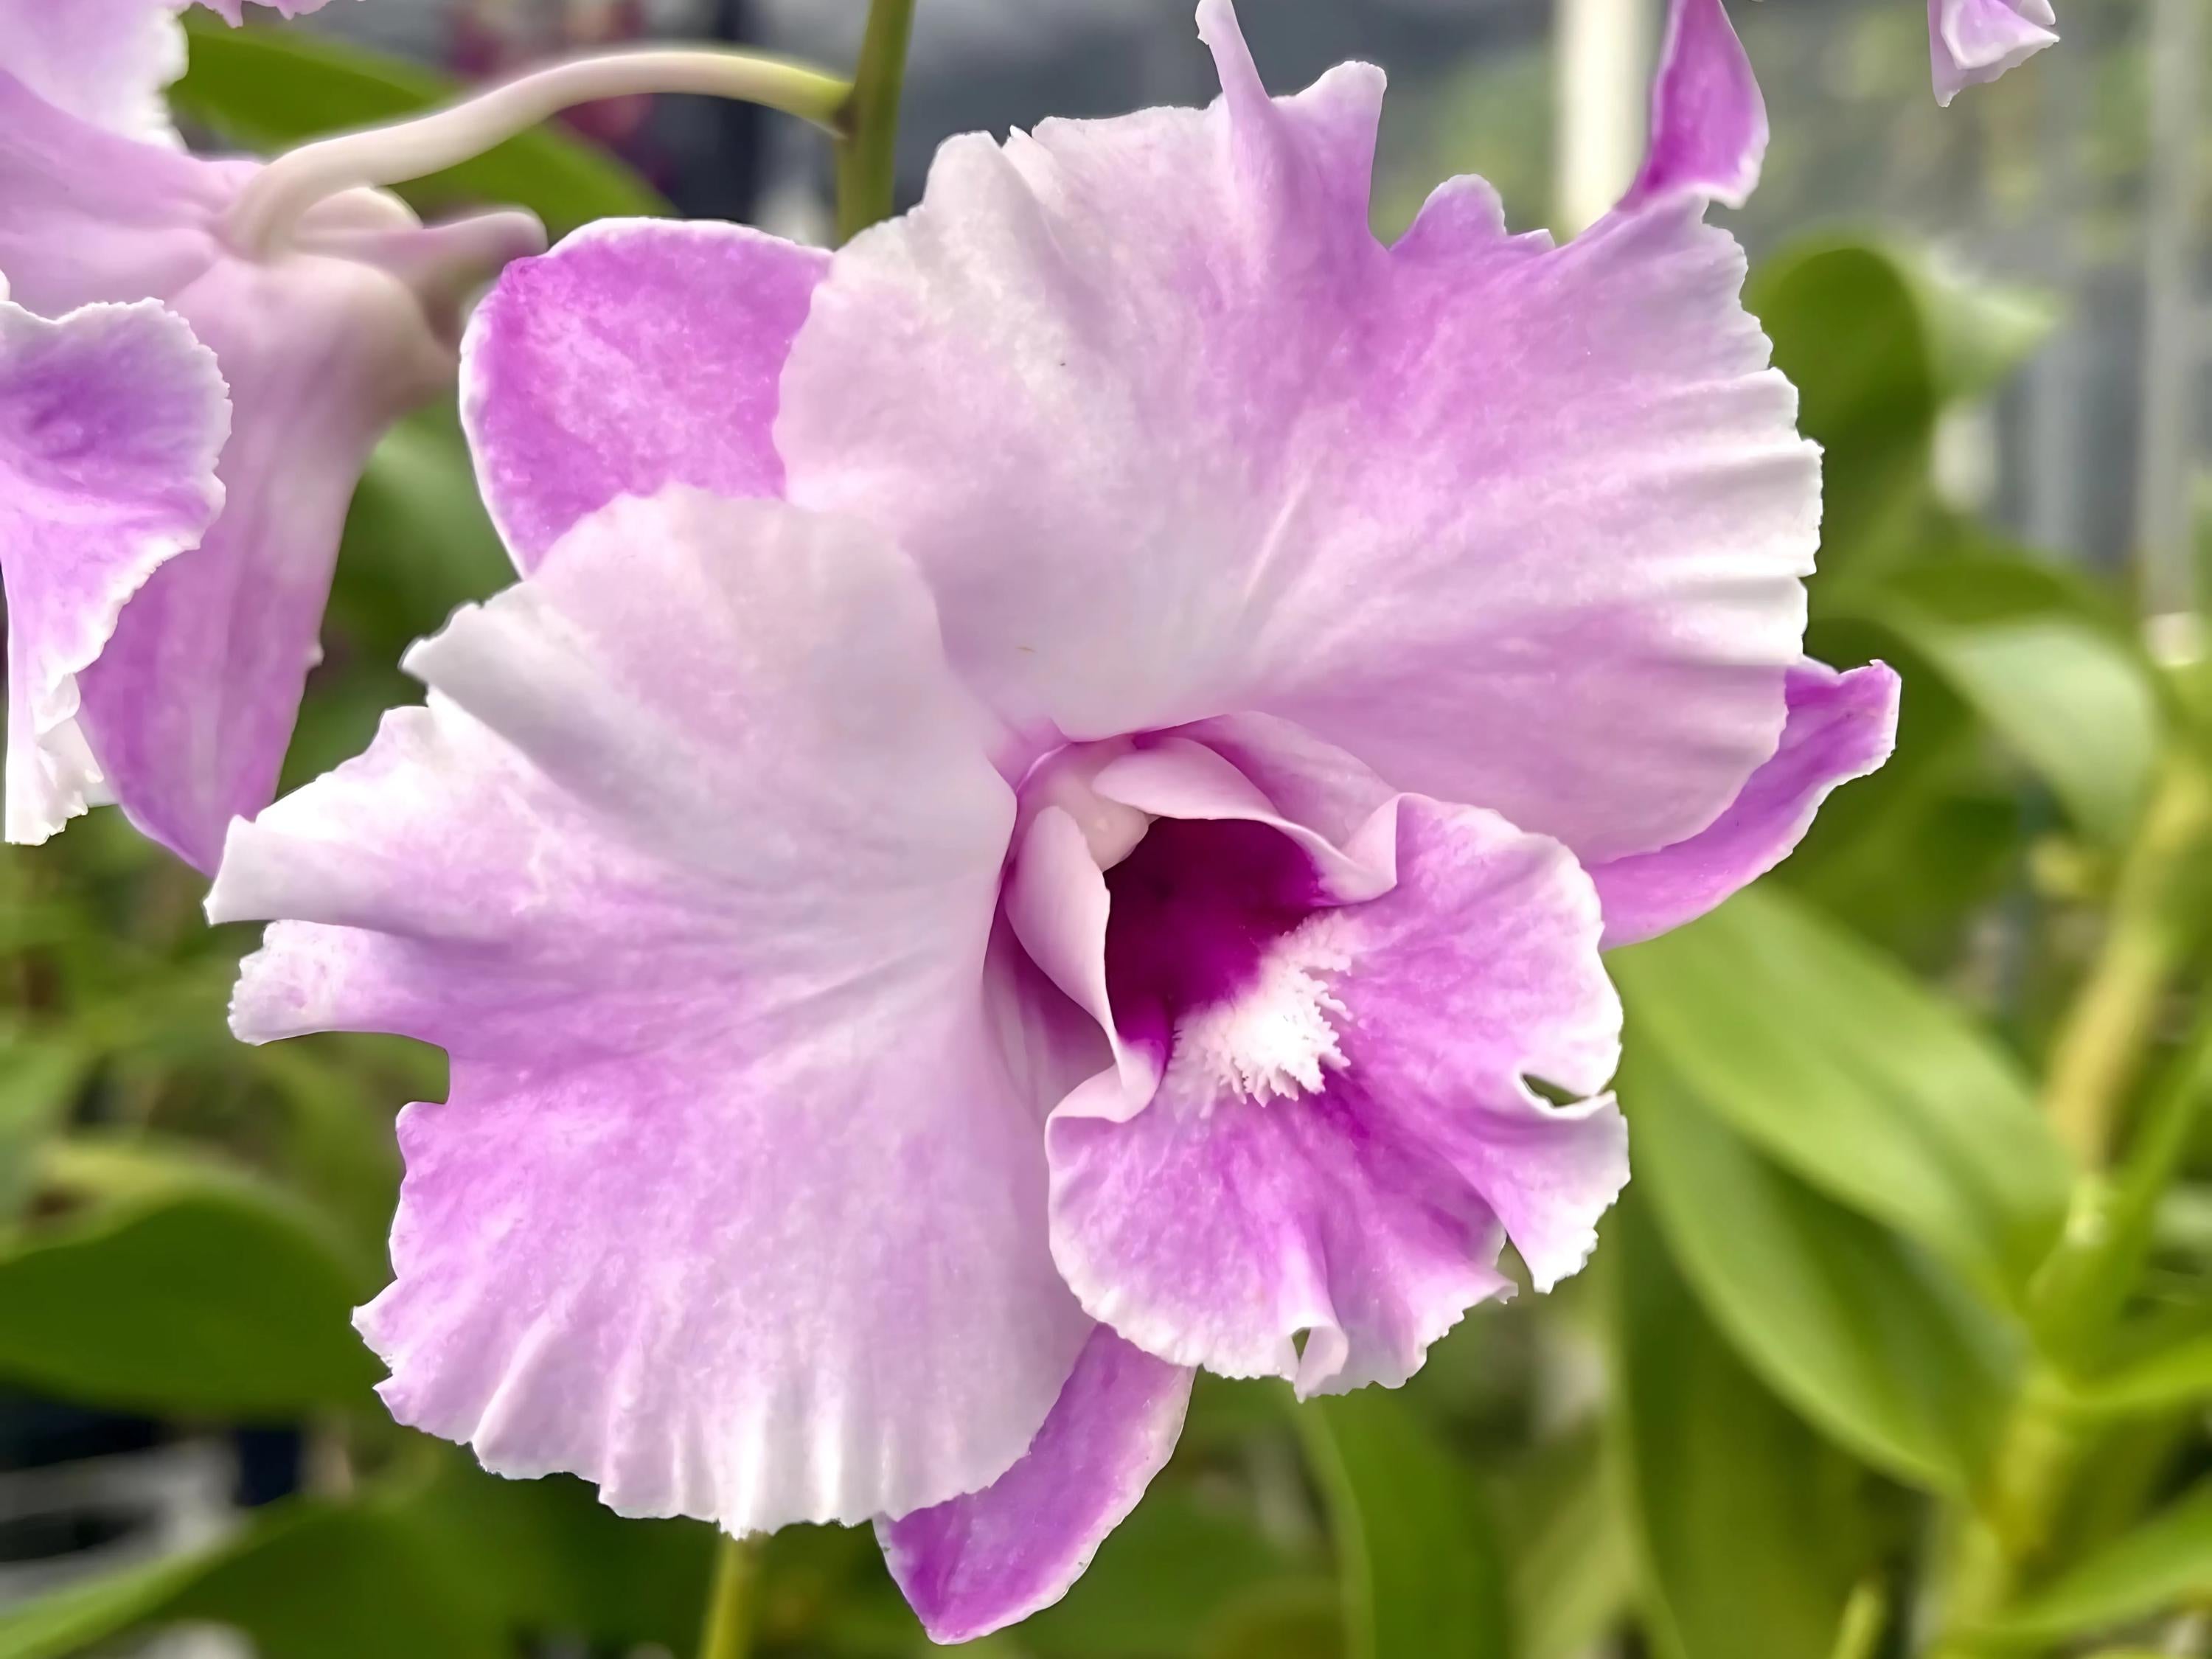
3;20;2211;1659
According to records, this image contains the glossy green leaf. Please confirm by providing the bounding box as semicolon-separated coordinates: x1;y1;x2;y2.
1851;555;2163;845
1613;887;2071;1302
1749;244;1936;579
0;1140;378;1416
1614;1198;1891;1659
1989;1481;2212;1641
1749;240;2052;590
1893;253;2059;405
1296;1388;1509;1659
1622;1048;2020;1492
173;17;669;238
0;1498;502;1659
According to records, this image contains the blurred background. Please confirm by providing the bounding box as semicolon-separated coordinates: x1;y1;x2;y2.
3;1;2211;1656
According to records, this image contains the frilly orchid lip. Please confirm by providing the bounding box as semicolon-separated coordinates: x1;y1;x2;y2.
0;1;545;871
1930;0;2059;105
209;0;1896;1643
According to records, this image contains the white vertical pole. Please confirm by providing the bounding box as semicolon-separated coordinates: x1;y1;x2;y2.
2025;1;2087;563
1554;0;1652;236
2135;0;2204;648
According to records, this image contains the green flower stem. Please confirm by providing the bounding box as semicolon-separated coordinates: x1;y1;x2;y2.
832;0;917;243
1827;1579;1890;1659
698;1534;759;1659
2042;757;2212;1169
1935;757;2212;1655
2037;1004;2212;1363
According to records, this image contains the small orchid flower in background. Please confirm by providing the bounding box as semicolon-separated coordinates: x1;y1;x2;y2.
208;0;1897;1643
1930;0;2059;105
0;0;543;870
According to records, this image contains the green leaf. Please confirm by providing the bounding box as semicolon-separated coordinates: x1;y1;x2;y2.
1296;1388;1510;1659
1612;887;2071;1303
244;1039;404;1259
0;1139;379;1416
1499;1427;1634;1659
2075;1329;2212;1416
0;1037;86;1220
1893;253;2059;406
1023;1485;1309;1659
0;1498;504;1659
167;1503;507;1659
1782;619;2025;967
0;1543;226;1659
1749;240;2052;588
1200;1585;1345;1659
1613;1197;1893;1659
334;402;516;644
1750;245;1935;581
1989;1481;2212;1641
1621;1047;2020;1492
389;1455;718;1655
1847;554;2163;845
173;17;669;239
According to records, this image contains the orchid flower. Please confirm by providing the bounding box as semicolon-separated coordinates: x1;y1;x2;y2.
1930;0;2058;105
0;0;542;869
208;0;1898;1641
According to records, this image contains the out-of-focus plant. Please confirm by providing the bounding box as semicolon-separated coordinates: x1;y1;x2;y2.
0;20;2205;1659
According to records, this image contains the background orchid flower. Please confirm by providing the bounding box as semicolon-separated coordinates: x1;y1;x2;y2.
209;0;1897;1643
0;0;542;871
1930;0;2059;105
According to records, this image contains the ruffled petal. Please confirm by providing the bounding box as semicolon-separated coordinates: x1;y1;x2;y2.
878;1329;1193;1644
1620;0;1767;212
1048;794;1626;1394
779;0;1816;865
1931;0;2059;106
208;488;1091;1532
1590;661;1901;948
1;296;228;844
0;0;185;142
462;219;827;570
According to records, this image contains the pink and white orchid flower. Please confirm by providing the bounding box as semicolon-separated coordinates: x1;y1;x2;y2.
1930;0;2058;105
0;0;540;869
209;0;1898;1642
